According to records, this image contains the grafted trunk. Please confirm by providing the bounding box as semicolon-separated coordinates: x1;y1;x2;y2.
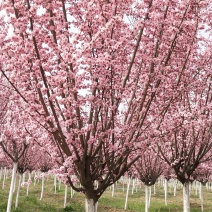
85;198;98;212
183;182;190;212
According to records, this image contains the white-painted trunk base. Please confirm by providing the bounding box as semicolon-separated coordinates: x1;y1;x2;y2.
54;175;57;194
132;179;135;194
71;187;74;198
15;174;23;208
124;178;131;210
148;186;151;208
64;184;68;208
112;184;115;197
85;198;98;212
154;184;156;195
22;173;25;182
2;167;6;189
183;182;190;212
145;185;150;212
7;162;17;212
26;173;31;196
59;180;61;190
13;171;17;193
40;177;45;200
0;167;2;181
174;182;177;196
164;179;168;206
200;183;204;211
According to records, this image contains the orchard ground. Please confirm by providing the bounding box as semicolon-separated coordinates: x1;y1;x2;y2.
1;175;212;211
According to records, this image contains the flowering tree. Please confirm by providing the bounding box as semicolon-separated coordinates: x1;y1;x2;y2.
155;53;212;212
134;148;163;212
134;149;163;187
193;163;212;186
0;107;29;212
1;0;211;211
193;163;212;211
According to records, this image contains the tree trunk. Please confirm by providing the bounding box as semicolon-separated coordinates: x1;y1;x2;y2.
148;186;151;208
183;182;190;212
71;186;74;198
200;183;204;211
13;171;17;193
85;198;98;212
15;173;23;209
124;177;131;210
164;179;168;206
2;167;6;189
22;173;25;182
112;183;115;197
136;178;138;192
40;175;45;200
59;179;61;190
6;168;9;179
174;181;177;196
0;167;2;181
54;175;57;194
122;176;125;191
26;172;31;196
154;184;156;195
7;162;17;212
195;181;198;195
145;185;150;212
132;179;135;194
64;184;68;208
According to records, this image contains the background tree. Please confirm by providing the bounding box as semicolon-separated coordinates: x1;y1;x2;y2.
192;163;212;211
0;107;29;212
155;63;212;212
134;148;163;212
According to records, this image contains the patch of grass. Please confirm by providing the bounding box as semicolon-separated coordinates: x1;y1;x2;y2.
64;202;84;212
